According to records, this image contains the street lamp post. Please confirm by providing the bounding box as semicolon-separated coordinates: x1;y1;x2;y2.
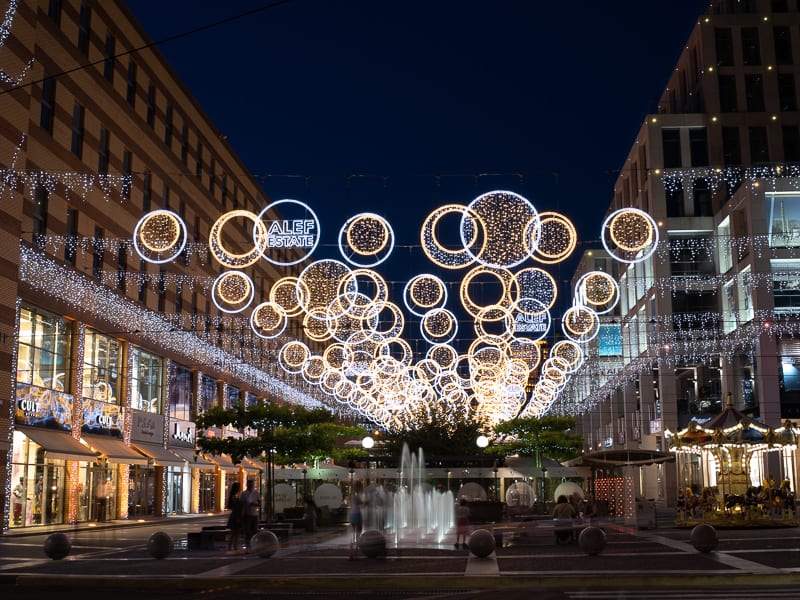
302;467;307;498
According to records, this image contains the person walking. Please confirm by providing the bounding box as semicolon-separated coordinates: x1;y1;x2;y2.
225;482;242;554
239;479;260;552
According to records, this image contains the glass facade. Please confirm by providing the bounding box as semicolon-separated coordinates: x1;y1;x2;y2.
131;347;163;413
83;329;122;404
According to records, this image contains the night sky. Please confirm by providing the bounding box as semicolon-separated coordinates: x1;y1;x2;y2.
124;0;711;327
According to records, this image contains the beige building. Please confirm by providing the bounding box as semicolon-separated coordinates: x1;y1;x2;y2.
0;1;323;531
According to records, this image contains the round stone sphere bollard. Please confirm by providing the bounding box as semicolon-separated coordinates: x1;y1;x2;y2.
147;531;173;559
251;530;281;558
43;532;72;560
357;529;387;558
468;528;496;558
690;523;718;553
578;526;607;556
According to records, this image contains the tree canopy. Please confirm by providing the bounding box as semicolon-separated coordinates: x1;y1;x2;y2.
195;402;364;465
492;415;583;465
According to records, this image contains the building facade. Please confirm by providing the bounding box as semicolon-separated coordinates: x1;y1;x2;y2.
559;0;800;509
1;0;322;531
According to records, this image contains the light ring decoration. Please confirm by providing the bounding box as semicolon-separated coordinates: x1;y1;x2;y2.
278;341;310;374
510;297;550;342
426;343;458;370
511;267;558;313
561;304;600;343
462;190;539;269
550;339;584;373
302;307;333;342
365;301;404;338
209;209;268;268
249;301;287;339
211;271;255;314
601;207;659;264
258;199;321;266
507;336;542;372
420;203;484;269
337;212;395;267
132;209;188;264
269;276;308;317
459;265;516;318
527;211;577;264
301;355;326;385
340;268;389;314
574;270;619;314
296;259;355;314
419;307;458;345
473;304;515;341
403;273;448;317
376;337;414;367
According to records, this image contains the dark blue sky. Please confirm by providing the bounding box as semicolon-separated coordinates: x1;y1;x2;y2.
125;0;710;323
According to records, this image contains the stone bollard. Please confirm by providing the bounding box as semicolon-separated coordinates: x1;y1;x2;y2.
690;523;718;553
147;531;173;559
468;528;495;558
357;529;387;558
578;526;606;555
251;530;280;558
43;532;72;560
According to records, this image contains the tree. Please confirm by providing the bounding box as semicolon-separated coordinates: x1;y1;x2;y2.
378;402;492;459
492;415;583;466
195;402;363;465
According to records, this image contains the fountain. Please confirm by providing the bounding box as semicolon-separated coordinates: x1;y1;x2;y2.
359;443;455;546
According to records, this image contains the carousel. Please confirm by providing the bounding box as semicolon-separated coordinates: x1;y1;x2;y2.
666;393;800;527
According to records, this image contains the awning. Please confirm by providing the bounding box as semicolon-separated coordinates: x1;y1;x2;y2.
131;442;185;467
18;427;99;462
205;453;239;472
83;434;149;465
242;457;264;473
169;447;216;468
575;449;676;467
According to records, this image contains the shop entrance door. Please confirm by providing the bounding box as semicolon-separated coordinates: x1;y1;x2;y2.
128;465;155;516
87;466;115;522
199;471;216;512
31;464;64;526
168;471;183;514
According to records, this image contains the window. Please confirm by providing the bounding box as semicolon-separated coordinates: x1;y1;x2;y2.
722;126;742;165
669;233;714;276
737;266;754;325
225;385;240;409
768;193;800;247
772;0;789;11
126;60;137;107
749;126;769;164
103;34;115;82
142;171;151;212
175;280;182;313
131;348;163;413
666;179;685;217
138;258;147;303
715;28;734;66
775;26;793;65
168;363;192;421
40;75;56;134
741;27;761;65
198;375;217;414
146;84;155;128
662;128;682;168
33;186;48;249
689;128;709;167
93;225;104;280
209;157;216;194
195;141;203;178
122;150;132;199
718;75;737;112
117;242;126;292
180;123;188;165
157;269;166;312
778;73;797;111
161;183;169;209
773;259;800;312
65;207;78;266
164;103;173;147
722;279;736;333
98;127;109;173
783;126;800;162
693;178;712;216
48;0;62;26
745;74;765;112
77;3;91;56
70;103;84;158
83;329;121;405
16;305;72;393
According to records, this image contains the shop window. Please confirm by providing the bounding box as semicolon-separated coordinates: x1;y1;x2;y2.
17;305;71;392
767;193;800;247
131;348;163;413
168;363;193;421
198;374;218;414
226;385;240;409
83;329;121;405
772;259;800;312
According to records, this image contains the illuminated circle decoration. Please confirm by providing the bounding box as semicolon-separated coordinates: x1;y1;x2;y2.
601;207;659;263
474;304;515;341
258;199;321;266
420;308;458;345
511;267;557;312
462;190;539;269
278;341;310;374
297;259;354;314
551;340;584;373
340;268;390;313
338;212;395;267
365;301;405;339
421;204;484;269
426;343;458;370
528;211;577;264
507;337;542;372
301;355;326;385
249;301;287;339
575;270;619;314
561;304;600;343
403;273;448;317
211;271;255;314
510;297;550;342
460;265;515;318
303;307;333;342
133;210;188;264
209;210;268;268
269;276;308;318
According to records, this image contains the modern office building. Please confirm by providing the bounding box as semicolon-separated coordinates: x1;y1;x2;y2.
0;1;324;531
557;0;800;511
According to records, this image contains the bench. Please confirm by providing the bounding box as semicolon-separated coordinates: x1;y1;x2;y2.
187;525;230;550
